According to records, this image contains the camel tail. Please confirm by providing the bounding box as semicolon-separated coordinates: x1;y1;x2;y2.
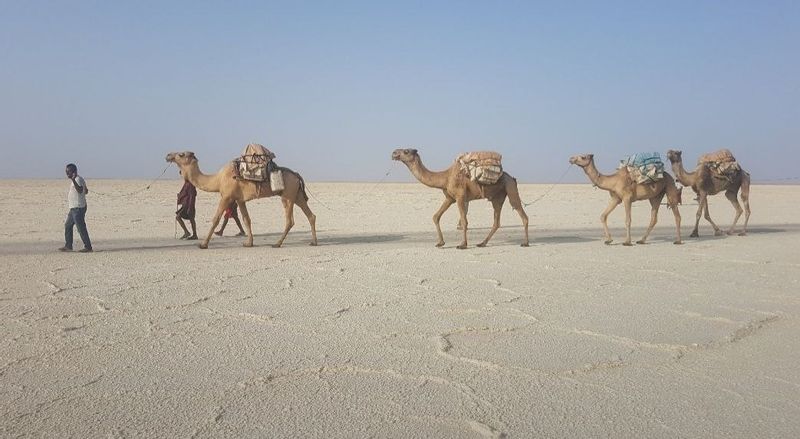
278;166;309;201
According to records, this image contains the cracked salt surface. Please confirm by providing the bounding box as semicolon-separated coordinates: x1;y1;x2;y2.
1;181;800;437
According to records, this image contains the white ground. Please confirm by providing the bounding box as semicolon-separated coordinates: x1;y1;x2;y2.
1;180;799;438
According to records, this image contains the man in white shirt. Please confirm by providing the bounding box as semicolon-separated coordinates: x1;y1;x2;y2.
59;163;93;252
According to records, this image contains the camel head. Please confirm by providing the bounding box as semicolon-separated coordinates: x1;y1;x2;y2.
166;151;198;169
391;148;419;164
666;149;683;164
568;154;594;168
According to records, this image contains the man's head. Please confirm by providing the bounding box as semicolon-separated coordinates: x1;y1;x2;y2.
65;164;77;178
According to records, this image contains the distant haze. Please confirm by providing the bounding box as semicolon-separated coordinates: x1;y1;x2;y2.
1;1;798;183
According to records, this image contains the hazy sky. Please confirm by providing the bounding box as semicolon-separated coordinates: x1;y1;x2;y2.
1;1;798;182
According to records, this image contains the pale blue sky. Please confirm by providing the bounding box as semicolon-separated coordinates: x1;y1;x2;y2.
1;1;798;182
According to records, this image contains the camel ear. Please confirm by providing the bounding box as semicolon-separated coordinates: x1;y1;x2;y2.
587;154;594;160
409;149;418;155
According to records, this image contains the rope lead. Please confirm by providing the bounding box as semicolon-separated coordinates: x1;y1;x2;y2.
522;164;574;207
90;163;174;198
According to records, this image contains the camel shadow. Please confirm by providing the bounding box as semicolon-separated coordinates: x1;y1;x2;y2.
532;235;597;244
97;241;204;253
317;233;406;246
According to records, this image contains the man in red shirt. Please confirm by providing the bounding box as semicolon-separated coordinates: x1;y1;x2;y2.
176;178;198;240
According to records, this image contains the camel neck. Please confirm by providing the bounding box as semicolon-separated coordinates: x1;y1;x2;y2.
406;158;449;188
182;163;220;192
583;161;615;190
670;160;696;186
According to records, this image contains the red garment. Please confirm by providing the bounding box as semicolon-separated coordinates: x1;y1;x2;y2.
223;202;238;219
176;181;197;218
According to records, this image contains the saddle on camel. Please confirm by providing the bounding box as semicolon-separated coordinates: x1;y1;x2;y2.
233;143;284;192
619;152;666;184
697;149;741;182
457;151;503;185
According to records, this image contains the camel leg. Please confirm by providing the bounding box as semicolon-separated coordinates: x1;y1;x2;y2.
456;203;468;230
637;196;662;244
273;197;295;248
456;198;469;249
725;188;744;235
236;200;254;247
506;183;530;247
478;197;505;247
690;194;706;237
433;197;455;247
600;197;621;245
295;196;318;246
701;195;723;236
672;199;683;244
738;174;751;235
622;198;633;246
200;198;229;249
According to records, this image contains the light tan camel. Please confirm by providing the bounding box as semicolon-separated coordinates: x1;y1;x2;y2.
166;151;317;249
568;154;682;245
666;150;750;237
391;148;529;249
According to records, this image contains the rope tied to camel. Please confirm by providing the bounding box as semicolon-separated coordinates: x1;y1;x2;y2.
89;163;174;198
305;162;398;212
522;164;574;207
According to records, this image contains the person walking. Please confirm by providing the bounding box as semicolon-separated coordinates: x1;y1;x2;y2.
176;178;198;240
214;201;246;237
59;163;93;252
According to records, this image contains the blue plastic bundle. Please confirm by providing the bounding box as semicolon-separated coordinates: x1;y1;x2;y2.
619;152;665;183
621;152;663;168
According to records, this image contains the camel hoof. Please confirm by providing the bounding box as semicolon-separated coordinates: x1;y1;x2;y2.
521;243;530;247
271;243;282;248
715;230;725;236
309;242;318;246
456;245;468;250
738;232;747;237
243;242;253;248
689;232;699;238
477;243;487;248
674;240;683;245
622;242;633;247
636;240;647;245
198;243;208;249
435;242;445;248
604;240;613;245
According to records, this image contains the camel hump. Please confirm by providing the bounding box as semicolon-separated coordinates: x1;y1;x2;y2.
457;151;503;185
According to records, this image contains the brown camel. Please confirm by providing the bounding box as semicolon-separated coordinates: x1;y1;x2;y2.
391;148;529;249
666;149;750;237
165;151;317;249
568;154;682;245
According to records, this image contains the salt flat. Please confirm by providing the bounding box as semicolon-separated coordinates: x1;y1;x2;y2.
1;180;799;438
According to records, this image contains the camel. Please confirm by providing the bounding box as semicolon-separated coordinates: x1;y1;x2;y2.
568;154;682;245
391;148;529;249
666;149;750;237
165;151;317;249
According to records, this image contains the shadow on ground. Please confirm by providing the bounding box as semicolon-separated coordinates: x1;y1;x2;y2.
2;225;797;256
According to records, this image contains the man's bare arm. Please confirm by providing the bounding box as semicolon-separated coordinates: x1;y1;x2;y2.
71;177;84;193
